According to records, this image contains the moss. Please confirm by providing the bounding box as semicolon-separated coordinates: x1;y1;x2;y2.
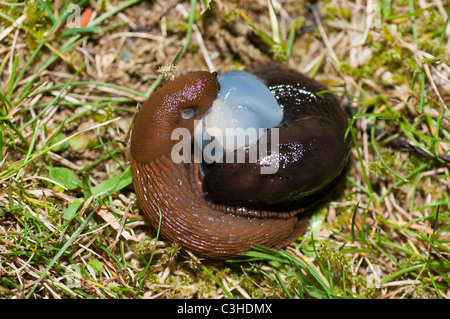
420;38;440;54
405;56;421;73
165;275;175;284
322;3;352;22
369;161;388;179
417;9;444;36
136;239;157;255
382;24;396;44
412;285;427;298
197;283;213;298
146;272;159;284
317;247;352;273
251;288;264;299
381;70;405;86
332;203;357;230
270;43;287;64
340;62;363;79
167;243;180;257
364;286;379;298
379;47;403;66
239;277;255;291
398;22;412;36
181;277;193;286
90;105;117;123
177;22;188;32
400;251;425;269
25;0;51;42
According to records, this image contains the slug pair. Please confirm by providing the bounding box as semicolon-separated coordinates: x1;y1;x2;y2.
130;66;350;259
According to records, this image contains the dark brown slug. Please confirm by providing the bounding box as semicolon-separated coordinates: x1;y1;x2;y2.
130;67;350;259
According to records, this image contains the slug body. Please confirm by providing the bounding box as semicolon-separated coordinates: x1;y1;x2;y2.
130;67;350;259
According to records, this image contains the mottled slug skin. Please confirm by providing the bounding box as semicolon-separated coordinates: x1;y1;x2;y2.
130;69;349;259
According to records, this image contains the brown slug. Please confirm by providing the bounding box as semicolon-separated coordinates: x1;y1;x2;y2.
130;66;350;259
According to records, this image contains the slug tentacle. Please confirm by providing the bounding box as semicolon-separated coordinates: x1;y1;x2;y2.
130;68;350;259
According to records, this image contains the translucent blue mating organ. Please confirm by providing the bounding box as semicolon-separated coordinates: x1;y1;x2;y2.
194;70;283;162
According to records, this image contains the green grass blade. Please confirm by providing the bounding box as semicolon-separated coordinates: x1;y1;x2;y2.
385;5;434;21
26;207;98;298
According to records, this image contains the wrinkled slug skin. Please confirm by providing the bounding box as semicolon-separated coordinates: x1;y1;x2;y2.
130;71;305;259
131;157;304;259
